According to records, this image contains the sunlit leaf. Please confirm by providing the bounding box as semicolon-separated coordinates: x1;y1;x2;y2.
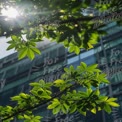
91;108;96;114
31;48;41;55
103;104;112;113
27;48;35;60
108;102;120;107
18;48;28;60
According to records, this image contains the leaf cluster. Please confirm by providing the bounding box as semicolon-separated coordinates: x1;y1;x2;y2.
0;0;121;121
0;63;119;122
7;35;41;60
0;0;118;58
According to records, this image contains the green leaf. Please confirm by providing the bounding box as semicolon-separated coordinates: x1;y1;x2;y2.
61;105;67;114
70;65;75;72
87;64;99;71
107;102;120;107
63;103;69;110
27;48;35;60
103;104;112;113
98;96;108;102
31;48;41;55
70;104;77;113
78;109;86;116
20;93;28;99
18;48;28;60
80;62;87;69
29;41;36;47
7;44;15;50
91;108;96;114
64;67;69;73
30;82;40;87
24;114;31;120
48;104;54;109
54;79;65;84
35;116;42;120
48;99;60;109
11;96;21;101
87;88;92;95
94;89;100;96
79;91;88;97
41;92;51;99
69;45;75;52
11;35;18;41
75;46;80;55
53;105;61;114
17;115;24;119
107;98;117;102
7;40;13;44
39;80;45;85
53;98;60;103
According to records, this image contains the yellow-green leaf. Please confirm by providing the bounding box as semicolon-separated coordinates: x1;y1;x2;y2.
7;44;15;50
18;48;28;60
31;48;41;55
53;105;61;114
70;104;77;113
54;79;65;84
107;98;117;102
108;102;120;107
27;48;35;60
104;104;112;113
91;108;96;114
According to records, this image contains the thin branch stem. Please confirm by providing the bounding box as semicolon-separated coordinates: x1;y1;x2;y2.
2;83;78;121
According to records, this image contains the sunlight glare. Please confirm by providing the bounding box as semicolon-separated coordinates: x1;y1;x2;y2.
1;7;19;18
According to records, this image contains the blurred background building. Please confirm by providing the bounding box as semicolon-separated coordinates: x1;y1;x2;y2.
0;22;122;122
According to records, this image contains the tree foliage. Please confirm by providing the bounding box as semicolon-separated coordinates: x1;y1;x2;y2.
0;0;121;122
0;63;120;122
0;0;121;59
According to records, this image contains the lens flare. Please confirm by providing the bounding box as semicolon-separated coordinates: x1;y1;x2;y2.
1;7;19;18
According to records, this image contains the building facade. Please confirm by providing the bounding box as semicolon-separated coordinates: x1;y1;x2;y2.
0;22;122;122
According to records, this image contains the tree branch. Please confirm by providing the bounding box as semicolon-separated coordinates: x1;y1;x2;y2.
2;83;78;121
0;16;94;37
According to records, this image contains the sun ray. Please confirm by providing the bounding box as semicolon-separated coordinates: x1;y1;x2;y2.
1;7;19;18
